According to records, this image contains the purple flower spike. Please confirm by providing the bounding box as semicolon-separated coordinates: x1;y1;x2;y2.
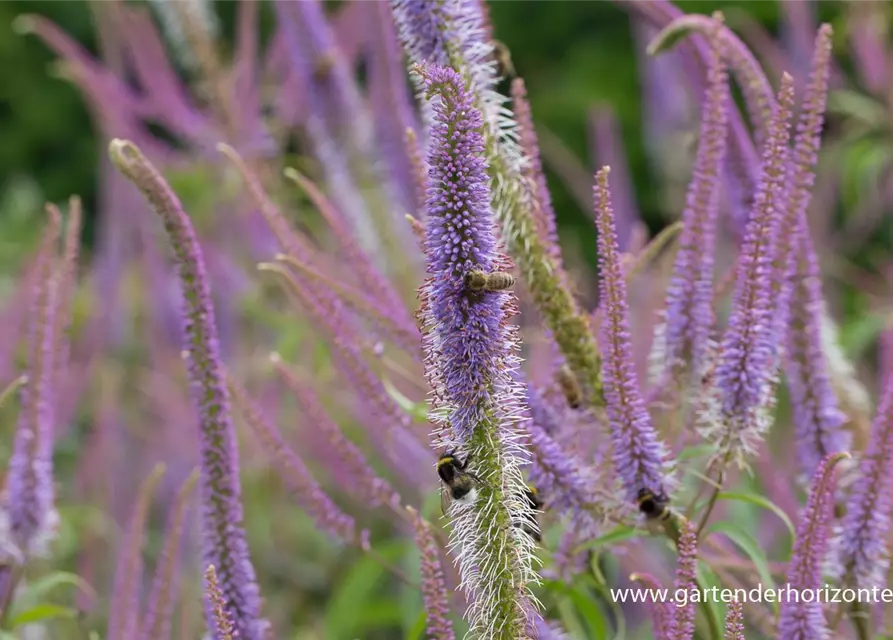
778;452;849;640
654;23;728;386
407;507;455;640
704;74;796;466
782;25;849;480
835;370;893;591
419;63;506;443
108;139;266;640
416;63;536;638
5;206;62;559
593;166;670;502
670;521;698;640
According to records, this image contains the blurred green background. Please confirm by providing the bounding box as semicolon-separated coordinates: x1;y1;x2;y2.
0;0;808;248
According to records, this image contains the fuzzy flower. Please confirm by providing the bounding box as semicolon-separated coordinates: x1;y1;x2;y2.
778;452;848;640
593;167;669;502
416;63;536;639
781;25;849;480
652;21;728;386
5;206;62;559
833;369;893;591
407;507;455;640
670;521;698;640
108;139;266;640
419;63;509;442
702;74;796;466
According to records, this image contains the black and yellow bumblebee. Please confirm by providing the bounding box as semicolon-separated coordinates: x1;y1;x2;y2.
518;485;544;542
437;450;483;513
636;487;671;521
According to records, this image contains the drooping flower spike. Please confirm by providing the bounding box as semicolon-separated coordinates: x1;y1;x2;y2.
109;139;267;640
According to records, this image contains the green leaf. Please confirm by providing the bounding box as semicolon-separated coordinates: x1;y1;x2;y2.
716;491;796;540
405;610;427;640
695;561;724;640
11;571;95;615
566;586;609;639
324;539;408;639
9;604;78;627
827;90;887;128
705;522;779;614
576;525;643;552
383;379;428;421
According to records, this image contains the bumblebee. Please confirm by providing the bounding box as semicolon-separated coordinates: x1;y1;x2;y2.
556;365;583;409
493;40;516;79
437;451;483;513
637;487;671;521
464;270;516;292
518;485;544;542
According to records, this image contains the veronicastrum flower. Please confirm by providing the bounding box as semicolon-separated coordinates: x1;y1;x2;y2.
5;205;62;560
416;63;536;639
651;17;728;389
594;166;671;502
700;74;796;467
781;25;850;480
109;139;267;640
833;369;893;592
407;507;455;640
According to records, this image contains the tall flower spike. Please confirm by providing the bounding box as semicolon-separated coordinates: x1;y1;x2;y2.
702;74;796;467
652;18;729;387
593;166;670;502
107;464;165;640
140;470;199;640
669;521;698;640
108;139;266;640
416;63;536;639
834;368;893;591
778;452;849;640
407;507;455;640
782;25;849;480
4;204;62;559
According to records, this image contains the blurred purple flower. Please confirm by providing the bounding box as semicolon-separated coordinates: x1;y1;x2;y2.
109;139;266;640
594;167;670;502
